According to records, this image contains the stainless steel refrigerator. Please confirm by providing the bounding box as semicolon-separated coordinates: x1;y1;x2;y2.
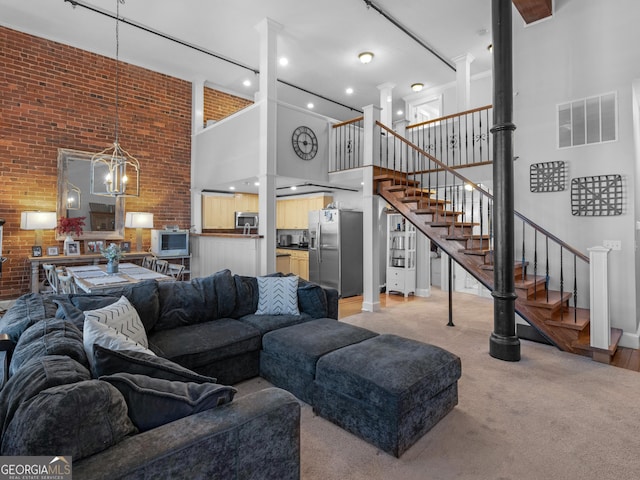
308;209;363;297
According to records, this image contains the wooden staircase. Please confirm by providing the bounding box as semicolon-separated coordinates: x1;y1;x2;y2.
374;169;622;362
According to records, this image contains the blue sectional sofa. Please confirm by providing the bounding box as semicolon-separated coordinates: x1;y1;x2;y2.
0;269;338;479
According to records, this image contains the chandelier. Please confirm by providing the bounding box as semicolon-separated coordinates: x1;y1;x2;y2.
90;0;140;197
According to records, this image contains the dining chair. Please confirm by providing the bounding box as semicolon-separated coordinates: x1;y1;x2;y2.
154;259;169;275
141;255;156;270
167;263;185;281
42;264;59;294
57;273;77;294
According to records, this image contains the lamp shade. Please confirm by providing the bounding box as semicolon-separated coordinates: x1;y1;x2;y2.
20;211;57;230
125;212;154;229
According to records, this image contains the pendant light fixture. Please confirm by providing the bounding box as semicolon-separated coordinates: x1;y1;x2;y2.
90;0;140;197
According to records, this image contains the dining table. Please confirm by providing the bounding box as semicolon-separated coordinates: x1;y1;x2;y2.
66;262;173;293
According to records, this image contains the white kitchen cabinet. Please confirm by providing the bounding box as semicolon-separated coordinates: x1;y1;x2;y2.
386;213;416;297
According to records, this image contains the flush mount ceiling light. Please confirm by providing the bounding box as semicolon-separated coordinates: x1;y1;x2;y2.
358;51;374;64
279;57;289;66
411;83;424;92
90;0;140;198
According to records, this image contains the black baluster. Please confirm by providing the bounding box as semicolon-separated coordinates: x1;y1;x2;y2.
534;230;538;300
545;237;549;304
560;246;564;320
573;255;577;323
521;221;525;283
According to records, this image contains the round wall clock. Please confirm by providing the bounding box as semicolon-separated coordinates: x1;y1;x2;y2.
291;126;318;160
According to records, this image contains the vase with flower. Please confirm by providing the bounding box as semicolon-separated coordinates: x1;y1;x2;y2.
101;243;124;274
56;216;85;255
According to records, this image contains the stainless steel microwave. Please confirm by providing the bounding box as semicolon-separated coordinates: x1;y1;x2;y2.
235;212;259;229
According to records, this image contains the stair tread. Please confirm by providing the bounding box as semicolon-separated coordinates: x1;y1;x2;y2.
480;261;529;271
461;248;492;255
446;234;491;241
519;290;571;309
514;275;547;289
546;307;590;330
573;328;623;355
430;221;479;227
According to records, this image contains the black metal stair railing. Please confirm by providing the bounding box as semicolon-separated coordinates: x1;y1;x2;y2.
374;120;590;324
406;105;493;171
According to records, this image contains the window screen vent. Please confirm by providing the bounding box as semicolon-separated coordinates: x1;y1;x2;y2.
557;92;617;149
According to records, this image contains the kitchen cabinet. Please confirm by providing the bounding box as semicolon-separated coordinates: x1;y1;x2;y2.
234;193;259;213
276;195;332;230
202;193;258;229
290;250;309;280
275;248;308;279
386;213;416;297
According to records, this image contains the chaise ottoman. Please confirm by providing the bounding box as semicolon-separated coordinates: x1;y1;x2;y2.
260;318;378;404
313;334;462;457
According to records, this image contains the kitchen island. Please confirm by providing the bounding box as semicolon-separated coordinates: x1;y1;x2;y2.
191;233;263;278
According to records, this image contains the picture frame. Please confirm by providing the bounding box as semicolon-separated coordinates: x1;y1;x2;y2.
86;241;97;253
31;246;42;258
46;246;59;256
66;241;80;256
95;240;105;252
120;241;131;253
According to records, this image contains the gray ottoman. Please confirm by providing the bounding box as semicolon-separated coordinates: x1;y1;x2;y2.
313;334;462;457
260;318;378;404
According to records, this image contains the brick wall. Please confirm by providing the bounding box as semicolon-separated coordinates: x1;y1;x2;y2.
204;87;253;124
0;26;251;300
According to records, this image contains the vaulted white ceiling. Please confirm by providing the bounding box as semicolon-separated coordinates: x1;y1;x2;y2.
0;0;501;121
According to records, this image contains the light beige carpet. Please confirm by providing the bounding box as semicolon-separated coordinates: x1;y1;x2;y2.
236;289;639;480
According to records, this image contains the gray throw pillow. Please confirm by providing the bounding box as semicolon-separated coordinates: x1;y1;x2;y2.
93;344;218;383
1;380;137;460
101;373;237;432
9;318;88;377
255;276;300;315
297;279;329;318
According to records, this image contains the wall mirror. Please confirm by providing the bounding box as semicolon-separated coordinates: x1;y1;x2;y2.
57;148;125;240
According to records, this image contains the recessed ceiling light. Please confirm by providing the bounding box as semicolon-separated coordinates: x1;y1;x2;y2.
229;186;236;190
358;51;374;64
411;83;424;92
279;57;289;66
397;110;404;116
307;102;314;109
254;181;260;187
243;79;251;87
346;87;354;95
290;186;297;191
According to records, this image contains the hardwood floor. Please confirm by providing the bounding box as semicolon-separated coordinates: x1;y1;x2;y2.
339;293;640;374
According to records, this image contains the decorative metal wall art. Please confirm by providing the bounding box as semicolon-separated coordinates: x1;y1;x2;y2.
529;161;566;192
571;174;623;216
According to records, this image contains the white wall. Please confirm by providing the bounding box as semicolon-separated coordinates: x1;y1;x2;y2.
512;0;640;345
276;102;333;182
192;103;261;191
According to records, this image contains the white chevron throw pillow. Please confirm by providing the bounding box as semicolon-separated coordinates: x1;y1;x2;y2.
84;295;148;348
255;276;300;316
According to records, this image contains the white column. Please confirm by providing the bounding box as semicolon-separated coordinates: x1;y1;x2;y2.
362;105;381;312
190;79;205;234
255;18;282;275
377;82;395;128
452;53;474;111
589;246;611;351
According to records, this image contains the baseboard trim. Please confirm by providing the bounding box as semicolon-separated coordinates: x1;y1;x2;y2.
620;331;640;349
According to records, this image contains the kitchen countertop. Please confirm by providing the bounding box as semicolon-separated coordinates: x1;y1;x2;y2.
194;233;262;238
276;244;309;251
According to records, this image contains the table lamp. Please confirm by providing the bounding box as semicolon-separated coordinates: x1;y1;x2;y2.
20;211;57;246
125;212;154;252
